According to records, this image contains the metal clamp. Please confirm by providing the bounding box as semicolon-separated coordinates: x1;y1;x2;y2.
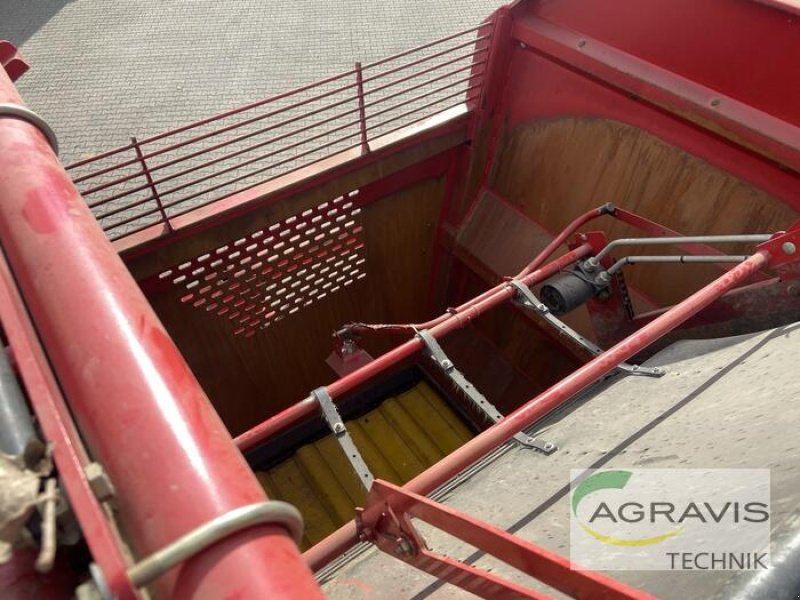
415;329;556;454
123;500;304;588
508;279;664;378
0;103;58;154
312;387;375;490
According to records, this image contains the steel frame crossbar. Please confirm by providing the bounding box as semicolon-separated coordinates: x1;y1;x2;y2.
356;480;656;600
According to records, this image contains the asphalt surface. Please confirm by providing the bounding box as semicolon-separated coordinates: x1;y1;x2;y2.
1;0;506;164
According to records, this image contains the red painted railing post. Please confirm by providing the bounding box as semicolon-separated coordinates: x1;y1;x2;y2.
355;62;370;154
130;136;172;233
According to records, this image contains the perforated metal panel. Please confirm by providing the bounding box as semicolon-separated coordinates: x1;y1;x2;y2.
158;191;366;337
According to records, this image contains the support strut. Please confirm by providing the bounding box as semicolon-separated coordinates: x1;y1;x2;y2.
508;279;664;378
312;387;375;490
415;329;556;453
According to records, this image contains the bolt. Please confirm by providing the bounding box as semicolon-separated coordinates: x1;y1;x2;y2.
441;359;453;371
543;442;556;452
333;423;345;434
577;39;587;48
710;98;721;107
395;538;414;556
782;241;796;255
632;365;640;371
595;271;611;285
84;462;115;502
583;257;600;272
519;42;527;49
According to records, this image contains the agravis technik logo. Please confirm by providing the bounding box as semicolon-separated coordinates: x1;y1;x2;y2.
569;469;770;571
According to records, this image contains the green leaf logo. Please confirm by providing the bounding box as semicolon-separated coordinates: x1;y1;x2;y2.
572;470;681;546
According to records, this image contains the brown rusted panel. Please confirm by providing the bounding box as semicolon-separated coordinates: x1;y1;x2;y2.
143;177;445;435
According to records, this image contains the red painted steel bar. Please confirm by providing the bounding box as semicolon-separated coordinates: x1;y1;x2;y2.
361;24;484;70
305;250;770;570
346;204;610;337
0;70;321;598
365;54;487;99
92;107;364;209
364;480;654;599
67;67;358;173
518;205;610;276
81;83;360;197
0;253;138;600
234;243;592;451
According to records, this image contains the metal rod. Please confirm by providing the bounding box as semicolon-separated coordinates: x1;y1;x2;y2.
362;97;474;140
304;250;770;571
355;63;370;154
366;85;481;133
362;24;484;70
81;85;359;196
158;130;363;212
131;136;171;232
0;67;322;599
593;234;773;263
606;254;749;275
71;75;359;183
234;244;591;452
163;138;365;223
518;204;612;276
100;204;164;233
365;54;487;99
344;204;611;338
90;106;363;208
364;75;478;118
364;38;488;83
127;501;304;588
0;346;37;456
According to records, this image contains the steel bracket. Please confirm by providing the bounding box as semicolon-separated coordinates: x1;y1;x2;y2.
311;387;374;490
415;329;556;454
508;279;665;378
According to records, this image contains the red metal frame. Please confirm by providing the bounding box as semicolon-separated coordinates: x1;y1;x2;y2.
0;248;137;600
0;40;29;82
0;66;321;598
65;25;493;244
305;237;785;571
234;242;592;451
496;3;800;210
358;480;654;599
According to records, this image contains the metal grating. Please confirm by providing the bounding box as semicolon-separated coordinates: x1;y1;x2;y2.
158;191;366;337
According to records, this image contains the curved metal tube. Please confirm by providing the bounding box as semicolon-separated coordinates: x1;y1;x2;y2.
606;254;749;276
0;103;58;154
127;501;304;588
592;234;771;264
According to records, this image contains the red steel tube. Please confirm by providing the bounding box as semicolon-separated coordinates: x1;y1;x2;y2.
518;205;609;276
304;250;769;570
234;243;592;452
362;24;484;71
345;204;610;336
0;71;321;598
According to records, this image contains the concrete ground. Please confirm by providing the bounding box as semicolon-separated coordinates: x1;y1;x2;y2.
0;0;506;165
